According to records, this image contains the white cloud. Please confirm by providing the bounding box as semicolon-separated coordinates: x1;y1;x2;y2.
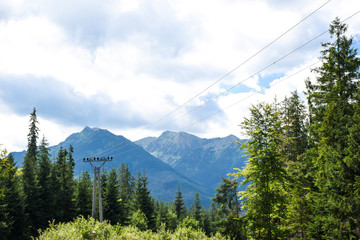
0;0;360;150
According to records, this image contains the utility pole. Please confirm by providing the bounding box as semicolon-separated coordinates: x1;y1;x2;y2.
83;156;113;222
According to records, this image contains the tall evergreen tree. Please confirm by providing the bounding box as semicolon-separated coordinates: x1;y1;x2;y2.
53;146;76;222
118;163;134;225
281;92;311;238
37;136;53;229
155;200;170;230
213;177;242;239
0;150;27;240
22;107;42;236
305;18;360;239
191;191;202;224
76;171;92;217
174;184;186;222
0;147;11;239
132;172;155;230
103;168;122;224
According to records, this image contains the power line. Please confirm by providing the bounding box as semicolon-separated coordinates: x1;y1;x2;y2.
158;9;360;128
161;27;329;126
111;60;322;157
94;1;331;157
103;16;360;158
183;60;322;130
136;0;331;132
105;14;360;158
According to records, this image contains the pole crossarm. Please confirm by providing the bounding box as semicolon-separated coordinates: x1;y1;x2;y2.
83;156;113;162
83;156;113;222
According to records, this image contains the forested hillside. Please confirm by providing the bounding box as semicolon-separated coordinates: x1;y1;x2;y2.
1;18;360;240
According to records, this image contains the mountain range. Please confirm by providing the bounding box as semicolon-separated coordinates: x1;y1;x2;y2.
12;127;247;206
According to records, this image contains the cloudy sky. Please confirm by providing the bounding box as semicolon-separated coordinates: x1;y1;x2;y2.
1;0;360;152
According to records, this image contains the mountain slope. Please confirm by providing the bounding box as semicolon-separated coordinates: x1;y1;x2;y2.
135;131;247;193
12;127;213;206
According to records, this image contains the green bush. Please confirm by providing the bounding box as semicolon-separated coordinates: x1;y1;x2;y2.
36;217;227;240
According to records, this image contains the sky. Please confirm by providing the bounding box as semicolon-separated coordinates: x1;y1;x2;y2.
1;0;360;152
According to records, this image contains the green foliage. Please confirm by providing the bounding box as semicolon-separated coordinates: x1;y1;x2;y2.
22;107;42;236
52;146;77;222
305;18;360;239
76;171;92;217
234;101;288;239
179;216;200;229
190;191;202;225
117;163;134;225
281;91;312;238
103;168;122;224
212;177;243;239
155;200;170;230
132;171;156;230
174;184;186;222
36;217;114;240
0;148;27;239
130;209;148;231
37;136;53;230
36;216;225;240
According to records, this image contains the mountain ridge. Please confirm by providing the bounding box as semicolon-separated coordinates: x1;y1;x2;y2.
11;127;247;206
135;131;247;194
12;127;214;206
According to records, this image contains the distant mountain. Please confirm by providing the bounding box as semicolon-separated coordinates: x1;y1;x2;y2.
12;127;213;206
135;131;247;194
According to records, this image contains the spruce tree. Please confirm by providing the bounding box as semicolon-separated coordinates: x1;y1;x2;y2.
0;150;27;240
76;171;92;217
174;184;186;222
132;172;155;230
305;18;360;239
53;146;76;222
22;107;42;236
103;168;122;224
281;92;311;238
0;148;11;239
37;136;53;229
155;200;170;230
191;191;202;224
118;163;134;225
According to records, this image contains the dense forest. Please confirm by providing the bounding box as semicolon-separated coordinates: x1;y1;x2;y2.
1;18;360;239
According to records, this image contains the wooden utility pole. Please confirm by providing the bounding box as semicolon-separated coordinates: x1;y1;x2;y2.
83;156;113;222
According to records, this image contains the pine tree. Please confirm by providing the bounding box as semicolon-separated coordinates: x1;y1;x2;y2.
191;191;202;225
281;92;311;238
0;147;11;239
305;18;360;239
155;200;170;230
76;171;92;217
37;136;53;229
132;172;155;230
103;168;122;224
0;150;27;240
212;177;242;239
22;107;42;236
118;163;134;225
207;201;218;235
53;146;76;222
174;185;186;222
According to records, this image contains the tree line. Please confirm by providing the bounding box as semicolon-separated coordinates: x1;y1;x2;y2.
0;108;242;239
229;18;360;239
